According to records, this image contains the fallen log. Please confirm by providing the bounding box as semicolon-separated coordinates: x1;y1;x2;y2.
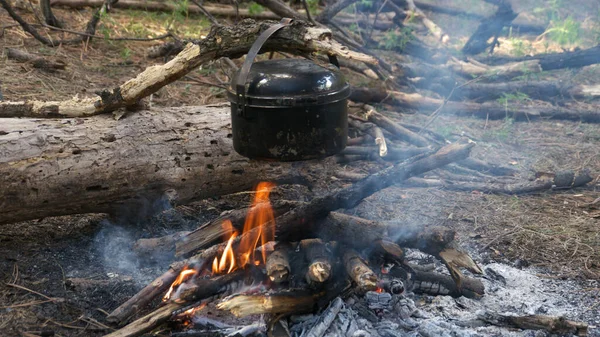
6;48;67;72
0;105;323;225
350;87;600;123
404;170;594;194
0;20;375;117
477;44;600;69
476;311;588;336
51;0;284;19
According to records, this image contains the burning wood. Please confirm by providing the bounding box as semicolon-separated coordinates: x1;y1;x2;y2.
343;248;378;292
217;291;317;317
266;242;292;283
301;239;333;284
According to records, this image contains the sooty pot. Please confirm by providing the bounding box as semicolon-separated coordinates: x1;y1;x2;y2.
227;19;350;161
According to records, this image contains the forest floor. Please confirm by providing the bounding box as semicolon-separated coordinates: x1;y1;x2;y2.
1;0;600;336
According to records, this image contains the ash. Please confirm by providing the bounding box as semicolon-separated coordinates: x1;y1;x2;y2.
288;262;600;337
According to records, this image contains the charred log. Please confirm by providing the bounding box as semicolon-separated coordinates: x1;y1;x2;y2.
301;239;333;284
266;243;292;283
343;248;378;292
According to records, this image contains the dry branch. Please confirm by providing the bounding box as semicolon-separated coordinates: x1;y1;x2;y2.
476;311;588;336
104;302;182;337
362;105;430;147
350;87;600;123
0;20;375;117
6;48;66;71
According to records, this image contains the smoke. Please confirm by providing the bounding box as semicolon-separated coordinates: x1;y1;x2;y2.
93;193;188;286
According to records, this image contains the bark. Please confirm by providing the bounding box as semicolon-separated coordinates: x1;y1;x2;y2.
133;231;191;258
0;20;375;117
51;0;283;19
457;157;517;177
0;106;322;225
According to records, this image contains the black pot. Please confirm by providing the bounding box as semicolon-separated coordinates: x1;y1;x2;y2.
227;19;350;161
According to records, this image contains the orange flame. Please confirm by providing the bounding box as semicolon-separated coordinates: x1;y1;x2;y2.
376;287;384;293
238;182;275;267
163;267;197;301
212;220;238;274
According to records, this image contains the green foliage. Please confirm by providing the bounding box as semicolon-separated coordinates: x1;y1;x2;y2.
120;47;132;60
248;2;264;15
545;16;581;46
379;27;413;51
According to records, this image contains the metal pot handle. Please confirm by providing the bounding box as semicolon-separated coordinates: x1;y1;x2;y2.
235;18;340;117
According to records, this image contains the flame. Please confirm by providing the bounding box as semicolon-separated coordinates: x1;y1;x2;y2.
376;287;384;293
212;220;238;274
238;182;275;267
163;267;197;301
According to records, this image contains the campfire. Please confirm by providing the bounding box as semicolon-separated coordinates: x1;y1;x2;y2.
103;180;489;337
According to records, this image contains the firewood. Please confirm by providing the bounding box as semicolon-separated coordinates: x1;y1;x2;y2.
217;291;317;317
104;302;182;337
340;145;430;162
378;275;405;295
438;245;483;289
176;201;302;258
185;143;474;264
304;297;344;337
376;240;404;262
476;311;588;336
106;260;188;325
174;268;253;303
301;239;333;284
266;243;292;283
343;249;378;292
456;157;517;177
406;265;485;299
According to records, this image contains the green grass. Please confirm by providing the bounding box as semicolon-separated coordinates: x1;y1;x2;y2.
482;117;515;143
379;26;414;51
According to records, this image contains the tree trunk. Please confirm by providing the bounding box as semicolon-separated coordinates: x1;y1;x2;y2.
0;105;322;225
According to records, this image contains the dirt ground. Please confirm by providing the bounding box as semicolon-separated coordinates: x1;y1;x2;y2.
1;0;600;336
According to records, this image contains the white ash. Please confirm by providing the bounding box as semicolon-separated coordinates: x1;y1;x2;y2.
287;261;599;337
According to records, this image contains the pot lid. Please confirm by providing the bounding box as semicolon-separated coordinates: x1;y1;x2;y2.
227;58;350;107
